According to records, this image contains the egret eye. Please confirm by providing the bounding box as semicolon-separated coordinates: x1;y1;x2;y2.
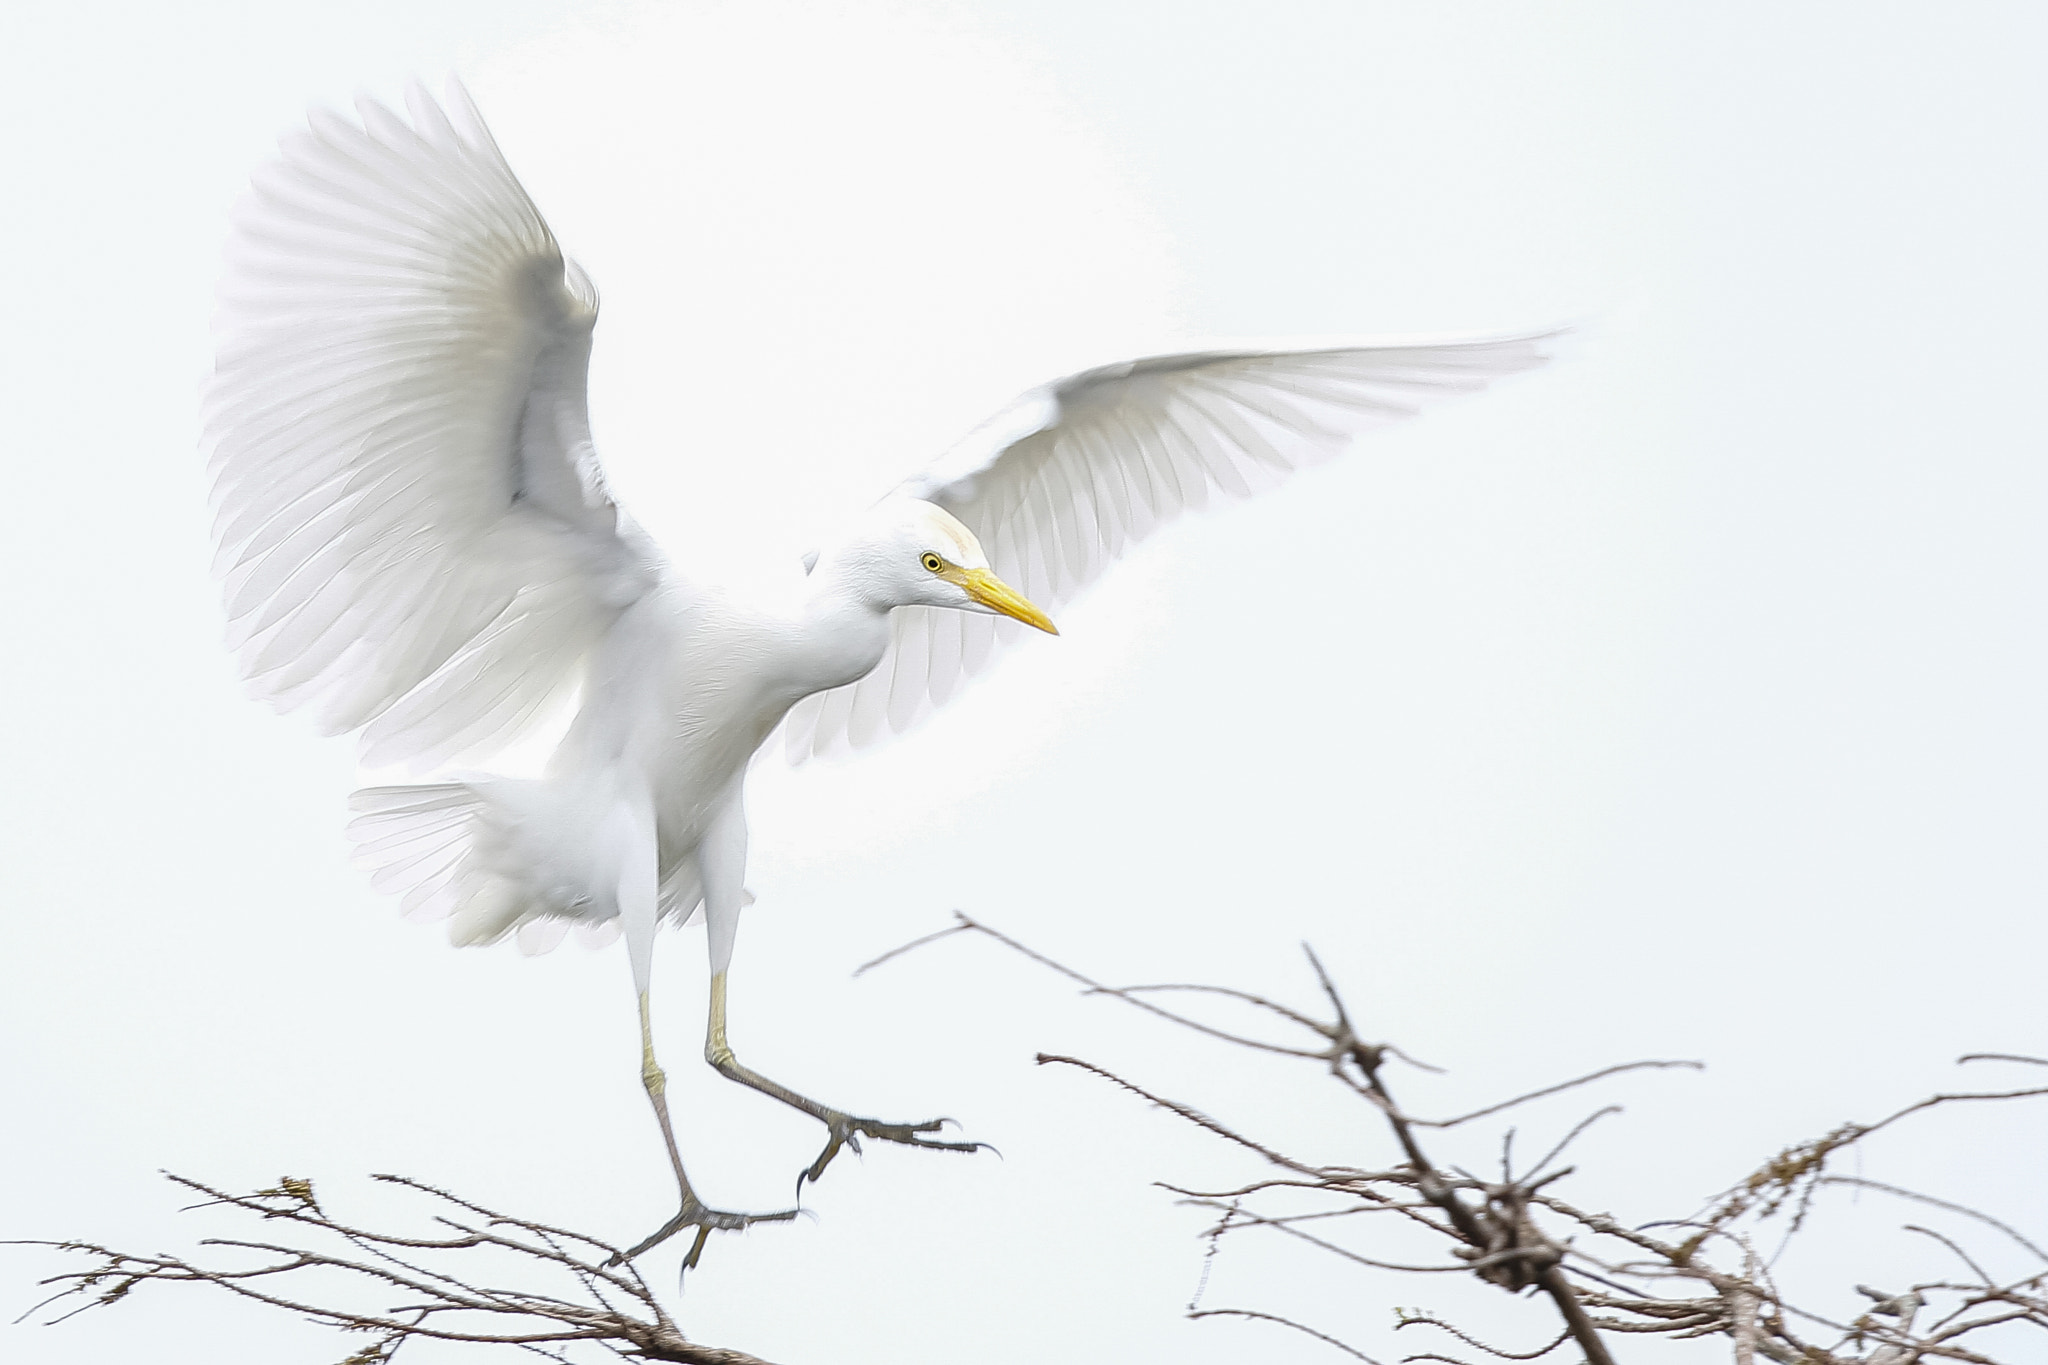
920;552;944;573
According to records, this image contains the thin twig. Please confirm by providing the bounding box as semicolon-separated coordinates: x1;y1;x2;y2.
850;920;976;977
1819;1177;2048;1263
874;913;1332;1059
1395;1314;1573;1361
1189;1307;1385;1362
1098;981;1332;1034
1524;1107;1622;1181
1034;1053;1325;1176
1413;1064;1703;1130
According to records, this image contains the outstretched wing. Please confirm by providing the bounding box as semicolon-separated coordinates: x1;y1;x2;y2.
778;332;1560;759
205;81;657;772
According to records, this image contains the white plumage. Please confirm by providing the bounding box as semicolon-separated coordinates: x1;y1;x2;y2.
787;338;1557;757
206;79;1560;1249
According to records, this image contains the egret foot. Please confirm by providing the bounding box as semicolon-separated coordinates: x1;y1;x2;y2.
702;971;994;1185
709;1047;990;1183
613;1194;800;1268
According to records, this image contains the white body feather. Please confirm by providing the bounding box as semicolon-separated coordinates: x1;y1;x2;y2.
206;82;1560;988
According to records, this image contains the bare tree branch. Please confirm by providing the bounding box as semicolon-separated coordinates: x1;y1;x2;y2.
12;1173;780;1364
876;912;2048;1365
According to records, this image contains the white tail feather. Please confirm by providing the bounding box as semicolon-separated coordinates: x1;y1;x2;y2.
346;781;702;951
349;783;575;948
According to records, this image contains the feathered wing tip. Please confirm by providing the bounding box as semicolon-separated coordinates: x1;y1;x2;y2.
429;75;496;156
207;78;644;779
774;325;1570;764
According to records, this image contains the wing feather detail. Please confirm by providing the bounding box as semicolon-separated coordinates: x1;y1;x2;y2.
785;331;1561;760
205;81;654;771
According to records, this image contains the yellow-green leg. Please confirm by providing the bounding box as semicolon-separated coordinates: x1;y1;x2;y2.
703;970;988;1187
616;989;797;1266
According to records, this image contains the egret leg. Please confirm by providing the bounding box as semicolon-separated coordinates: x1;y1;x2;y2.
704;969;988;1187
693;782;981;1185
606;788;796;1265
616;989;799;1267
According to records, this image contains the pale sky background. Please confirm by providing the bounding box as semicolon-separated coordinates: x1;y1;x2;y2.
2;3;2044;1363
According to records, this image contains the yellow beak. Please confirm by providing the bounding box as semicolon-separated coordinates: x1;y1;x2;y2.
947;566;1058;635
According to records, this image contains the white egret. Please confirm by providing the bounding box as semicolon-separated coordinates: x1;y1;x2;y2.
205;81;1559;1260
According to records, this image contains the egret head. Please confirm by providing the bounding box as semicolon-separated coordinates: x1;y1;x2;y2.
826;498;1057;634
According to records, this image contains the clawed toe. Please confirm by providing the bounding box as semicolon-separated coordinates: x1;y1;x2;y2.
801;1113;993;1186
612;1195;800;1268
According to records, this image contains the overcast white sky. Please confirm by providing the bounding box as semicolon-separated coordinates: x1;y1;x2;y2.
2;3;2045;1363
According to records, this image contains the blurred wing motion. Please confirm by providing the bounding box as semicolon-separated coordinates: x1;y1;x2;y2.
204;81;653;773
780;333;1561;759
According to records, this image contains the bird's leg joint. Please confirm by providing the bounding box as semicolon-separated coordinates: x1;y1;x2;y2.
637;990;667;1096
705;971;736;1068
